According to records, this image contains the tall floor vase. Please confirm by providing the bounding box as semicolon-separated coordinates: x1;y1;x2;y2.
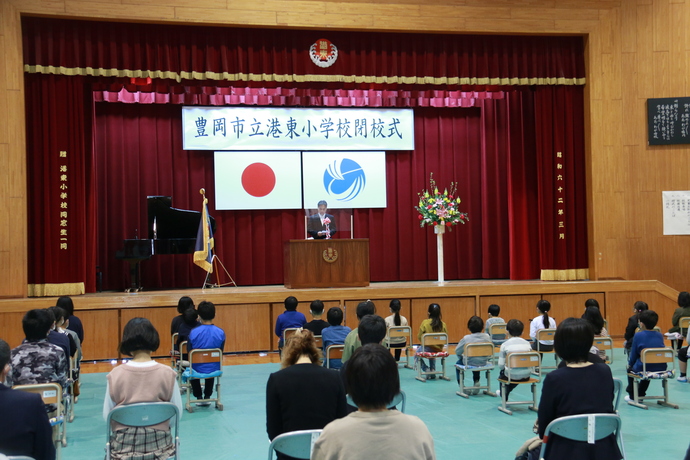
434;224;445;282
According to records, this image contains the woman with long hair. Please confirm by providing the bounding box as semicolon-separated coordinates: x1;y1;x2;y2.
530;300;557;352
384;299;409;361
416;304;447;378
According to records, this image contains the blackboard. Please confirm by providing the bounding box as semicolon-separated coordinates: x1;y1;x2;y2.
647;97;690;145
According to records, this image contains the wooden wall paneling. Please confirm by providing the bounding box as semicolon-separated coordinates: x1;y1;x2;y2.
652;0;670;52
79;309;120;361
479;295;543;333
120;307;177;357
410;297;474;345
606;290;656;336
215;303;270;353
0;312;27;349
669;3;687;95
653;50;670;96
635;4;655;100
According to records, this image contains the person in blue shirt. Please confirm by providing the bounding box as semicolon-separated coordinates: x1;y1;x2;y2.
275;296;306;352
321;307;351;369
189;301;225;405
626;309;666;401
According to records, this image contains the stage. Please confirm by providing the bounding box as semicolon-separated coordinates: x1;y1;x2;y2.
0;279;678;361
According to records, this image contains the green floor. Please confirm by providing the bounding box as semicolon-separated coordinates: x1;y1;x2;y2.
67;348;689;459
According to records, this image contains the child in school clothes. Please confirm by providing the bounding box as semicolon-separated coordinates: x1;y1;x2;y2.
275;296;307;351
455;316;491;393
626;309;666;401
188;301;225;405
497;319;532;401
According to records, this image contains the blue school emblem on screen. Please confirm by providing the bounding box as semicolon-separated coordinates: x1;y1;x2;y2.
323;158;366;202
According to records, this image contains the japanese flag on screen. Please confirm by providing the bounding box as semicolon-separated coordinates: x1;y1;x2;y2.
214;151;303;210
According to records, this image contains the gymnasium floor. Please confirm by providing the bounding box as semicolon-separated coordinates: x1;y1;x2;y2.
66;348;688;459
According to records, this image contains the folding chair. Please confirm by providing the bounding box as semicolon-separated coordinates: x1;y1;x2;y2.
675;317;690;354
455;342;496;398
534;329;559;376
268;429;322;460
346;390;406;413
325;344;344;369
65;357;75;423
313;335;323;350
176;341;190;393
488;322;507;363
538;413;626;460
282;328;300;345
415;333;450;382
593;337;614;364
106;402;180;460
626;347;679;410
170;332;179;369
13;382;67;454
613;378;623;412
184;348;224;412
385;326;413;369
497;351;540;415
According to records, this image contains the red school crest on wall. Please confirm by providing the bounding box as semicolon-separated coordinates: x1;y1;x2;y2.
310;38;338;68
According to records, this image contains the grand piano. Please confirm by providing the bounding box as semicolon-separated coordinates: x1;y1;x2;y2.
115;196;217;291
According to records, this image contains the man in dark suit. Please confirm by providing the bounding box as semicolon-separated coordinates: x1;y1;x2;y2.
0;338;55;460
307;200;337;239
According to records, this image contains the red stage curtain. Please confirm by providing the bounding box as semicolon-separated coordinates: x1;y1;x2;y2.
22;17;585;87
25;74;96;295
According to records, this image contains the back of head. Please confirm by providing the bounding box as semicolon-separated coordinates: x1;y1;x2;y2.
428;303;442;331
537;300;551;325
581;306;604;334
326;306;344;326
23;309;53;341
356;300;376;320
177;296;195;314
119;317;160;356
197;301;216;321
389;299;402;326
679;291;690;308
49;306;66;325
0;338;10;370
584;298;600;310
310;300;325;315
488;304;500;317
56;296;74;317
280;329;320;369
554;317;594;363
639;310;659;330
284;296;299;311
467;315;484;334
346;343;399;409
182;308;199;326
634;301;648;313
358;315;387;345
506;319;524;337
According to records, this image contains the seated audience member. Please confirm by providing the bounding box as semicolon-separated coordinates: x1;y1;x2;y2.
275;296;306;351
176;308;200;360
45;308;71;361
321;307;351;369
312;344;435;460
669;291;690;351
484;304;506;346
266;329;347;460
497;319;532;401
104;318;182;460
188;301;225;405
57;296;83;345
623;301;648;353
581;305;609;360
0;338;55;460
416;303;447;377
303;300;330;336
339;315;387;391
626;309;666;401
54;305;82;397
11;309;68;397
383;299;409;362
538;318;621;460
584;298;600;310
455;316;491;392
48;306;77;359
530;300;557;351
170;296;195;337
342;301;376;363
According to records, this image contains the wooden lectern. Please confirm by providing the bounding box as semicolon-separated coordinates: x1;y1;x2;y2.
283;239;370;289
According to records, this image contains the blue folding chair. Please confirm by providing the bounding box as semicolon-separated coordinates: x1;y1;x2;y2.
106;402;180;460
539;413;625;460
268;429;322;460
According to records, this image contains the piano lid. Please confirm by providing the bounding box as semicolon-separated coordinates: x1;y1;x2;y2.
147;196;216;240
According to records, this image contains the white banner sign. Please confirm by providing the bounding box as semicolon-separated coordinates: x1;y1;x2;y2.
303;152;387;209
183;107;414;151
663;191;690;235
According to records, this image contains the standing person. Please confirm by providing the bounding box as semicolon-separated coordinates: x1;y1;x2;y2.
669;291;690;351
530;300;557;351
266;329;347;460
497;319;533;401
455;316;491;393
383;299;409;362
623;301;648;354
307;200;337;239
537;318;622;460
0;338;55;460
275;296;306;352
56;296;83;346
188;301;225;406
626;310;666;401
170;296;195;336
321;307;351;369
416;303;447;378
312;344;436;460
103;318;182;460
303;300;330;336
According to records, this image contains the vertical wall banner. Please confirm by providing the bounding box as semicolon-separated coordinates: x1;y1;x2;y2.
302;151;387;209
214;151;303;210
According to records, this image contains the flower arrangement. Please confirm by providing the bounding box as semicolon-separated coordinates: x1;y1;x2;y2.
416;173;469;229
